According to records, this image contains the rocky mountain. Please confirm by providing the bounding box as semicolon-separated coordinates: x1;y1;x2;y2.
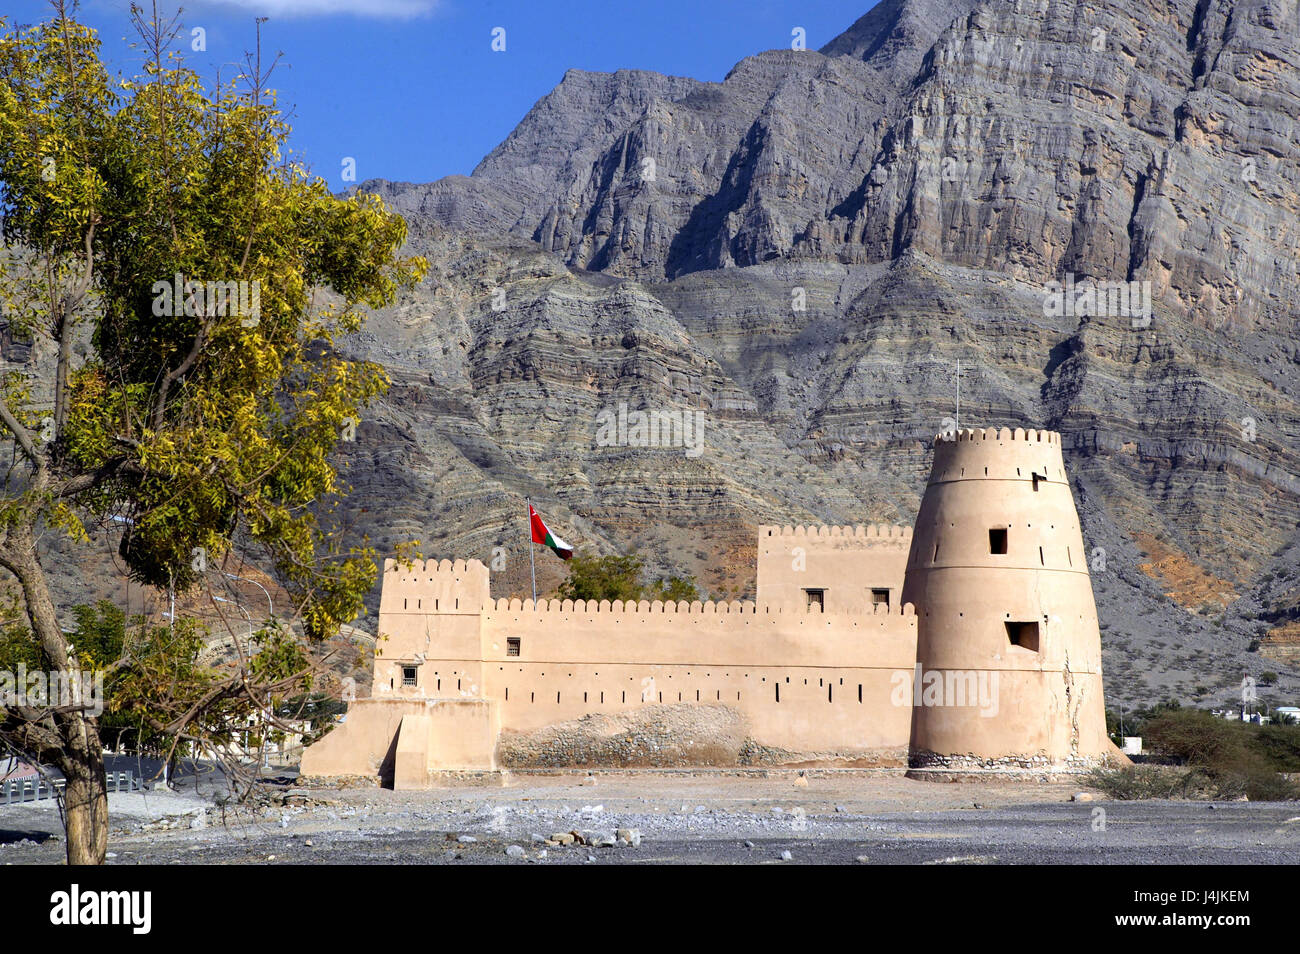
328;0;1300;711
17;0;1297;711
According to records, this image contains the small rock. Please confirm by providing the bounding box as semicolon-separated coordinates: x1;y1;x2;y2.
855;855;870;864
537;849;548;859
266;855;276;861
550;832;576;845
743;840;755;849
1071;792;1095;802
530;833;548;844
505;845;525;858
304;839;314;848
457;835;477;844
582;776;597;786
779;850;793;861
105;852;117;859
793;775;808;788
835;805;847;813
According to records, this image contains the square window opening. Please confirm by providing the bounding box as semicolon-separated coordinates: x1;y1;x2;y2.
506;637;521;657
804;588;824;611
401;665;418;687
871;588;890;608
989;527;1008;554
1005;621;1040;652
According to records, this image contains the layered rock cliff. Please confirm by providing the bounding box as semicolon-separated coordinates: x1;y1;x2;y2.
11;0;1295;712
331;0;1300;710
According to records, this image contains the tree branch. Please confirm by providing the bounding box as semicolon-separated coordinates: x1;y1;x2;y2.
0;395;45;476
150;317;207;431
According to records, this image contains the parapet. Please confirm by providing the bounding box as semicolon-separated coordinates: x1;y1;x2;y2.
926;426;1070;484
378;558;491;615
930;427;1059;446
486;597;916;617
758;524;913;541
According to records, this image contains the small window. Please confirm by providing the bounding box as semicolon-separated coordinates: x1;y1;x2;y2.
401;665;418;687
506;637;521;657
871;588;890;608
804;588;824;611
1032;472;1043;492
1005;621;1040;652
989;527;1008;554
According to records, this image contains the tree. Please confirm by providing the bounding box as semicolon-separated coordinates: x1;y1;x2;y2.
646;575;700;603
557;553;645;603
0;5;424;863
556;552;701;604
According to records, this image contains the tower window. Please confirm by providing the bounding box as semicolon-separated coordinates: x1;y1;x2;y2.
506;637;521;657
804;588;824;611
989;528;1008;554
1005;621;1040;652
871;588;890;608
401;665;418;687
1032;472;1044;491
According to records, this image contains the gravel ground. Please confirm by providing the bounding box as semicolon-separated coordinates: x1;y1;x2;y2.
3;771;1299;864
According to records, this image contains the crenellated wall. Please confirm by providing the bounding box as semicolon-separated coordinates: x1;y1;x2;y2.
478;595;917;756
756;523;911;614
308;553;920;781
301;424;1125;785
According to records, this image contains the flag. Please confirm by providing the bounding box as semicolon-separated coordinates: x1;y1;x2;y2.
529;505;574;560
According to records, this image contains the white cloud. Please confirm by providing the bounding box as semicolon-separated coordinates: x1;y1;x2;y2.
195;0;439;18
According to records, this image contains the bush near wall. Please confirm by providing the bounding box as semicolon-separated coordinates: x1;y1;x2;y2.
1091;709;1300;800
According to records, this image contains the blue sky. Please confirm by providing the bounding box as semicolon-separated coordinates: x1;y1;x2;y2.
6;0;876;187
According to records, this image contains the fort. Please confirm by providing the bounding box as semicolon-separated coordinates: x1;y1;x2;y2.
302;427;1126;786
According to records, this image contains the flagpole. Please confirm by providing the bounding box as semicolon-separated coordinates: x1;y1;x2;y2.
527;498;537;605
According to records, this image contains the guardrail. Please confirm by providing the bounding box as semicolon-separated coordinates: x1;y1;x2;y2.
1;770;142;806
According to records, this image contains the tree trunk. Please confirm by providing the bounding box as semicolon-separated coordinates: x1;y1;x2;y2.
60;712;108;865
4;524;109;864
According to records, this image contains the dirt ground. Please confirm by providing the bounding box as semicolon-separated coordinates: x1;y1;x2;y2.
3;769;1299;864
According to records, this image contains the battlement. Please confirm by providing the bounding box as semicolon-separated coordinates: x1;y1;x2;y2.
931;427;1060;446
759;523;913;541
485;597;915;617
379;558;491;615
927;426;1071;485
382;558;488;575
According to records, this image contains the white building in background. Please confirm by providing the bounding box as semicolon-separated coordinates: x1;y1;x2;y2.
1275;706;1300;725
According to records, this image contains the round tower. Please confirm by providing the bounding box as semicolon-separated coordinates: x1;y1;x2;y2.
901;427;1114;772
